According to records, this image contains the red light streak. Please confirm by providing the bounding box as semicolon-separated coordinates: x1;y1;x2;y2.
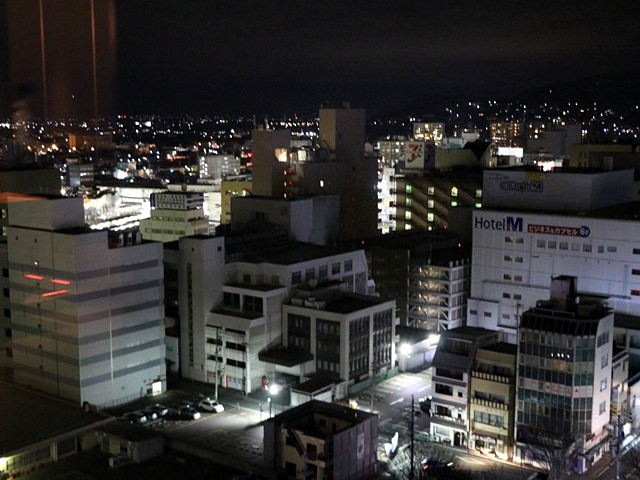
41;290;68;298
24;274;44;280
50;278;71;285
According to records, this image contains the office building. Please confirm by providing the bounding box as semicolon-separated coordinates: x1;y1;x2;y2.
220;176;252;225
176;232;375;395
413;122;445;145
515;276;613;474
274;283;396;392
490;122;522;148
140;191;210;242
0;168;62;377
8;196;166;407
248;107;377;242
263;400;378;480
231;194;340;246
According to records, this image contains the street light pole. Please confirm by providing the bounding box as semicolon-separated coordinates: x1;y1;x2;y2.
410;394;415;480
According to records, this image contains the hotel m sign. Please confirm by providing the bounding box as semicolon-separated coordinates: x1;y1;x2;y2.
475;215;591;237
475;216;523;232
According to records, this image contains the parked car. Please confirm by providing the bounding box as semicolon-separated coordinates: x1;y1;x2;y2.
420;459;454;477
120;411;148;424
145;403;168;418
179;406;201;420
198;398;224;413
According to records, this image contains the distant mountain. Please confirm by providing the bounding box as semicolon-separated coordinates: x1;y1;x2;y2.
390;71;640;119
515;71;640;108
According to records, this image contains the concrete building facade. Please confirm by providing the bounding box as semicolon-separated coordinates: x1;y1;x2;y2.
515;277;613;474
263;400;378;480
7;196;166;407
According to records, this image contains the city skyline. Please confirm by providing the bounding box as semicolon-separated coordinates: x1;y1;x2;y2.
116;0;640;115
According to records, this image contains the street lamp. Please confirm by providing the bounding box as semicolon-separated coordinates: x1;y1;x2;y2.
268;384;279;417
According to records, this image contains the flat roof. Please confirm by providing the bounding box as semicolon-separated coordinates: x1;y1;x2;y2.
258;347;314;367
0;382;113;455
243;243;353;265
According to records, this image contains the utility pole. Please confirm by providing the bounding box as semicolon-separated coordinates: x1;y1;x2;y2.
214;326;221;401
410;393;415;480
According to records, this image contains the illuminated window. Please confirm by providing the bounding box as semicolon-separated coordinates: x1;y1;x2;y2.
427;213;434;222
475;189;482;198
428;199;434;208
406;185;413;194
451;186;459;197
405;211;412;220
427;186;434;195
475;203;482;208
406;198;412;207
451;201;458;207
405;224;412;230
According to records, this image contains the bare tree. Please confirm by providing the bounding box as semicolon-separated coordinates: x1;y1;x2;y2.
381;440;471;480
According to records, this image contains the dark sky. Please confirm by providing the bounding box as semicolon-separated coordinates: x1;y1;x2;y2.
116;0;639;116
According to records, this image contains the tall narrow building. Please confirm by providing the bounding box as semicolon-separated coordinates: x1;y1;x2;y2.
7;196;166;407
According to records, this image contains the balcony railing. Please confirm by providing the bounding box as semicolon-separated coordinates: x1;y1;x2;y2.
470;397;508;410
471;371;511;384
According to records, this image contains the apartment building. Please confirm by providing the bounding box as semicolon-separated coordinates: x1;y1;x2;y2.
429;326;500;447
468;342;517;460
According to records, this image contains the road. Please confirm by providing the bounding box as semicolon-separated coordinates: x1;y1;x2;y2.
110;370;635;480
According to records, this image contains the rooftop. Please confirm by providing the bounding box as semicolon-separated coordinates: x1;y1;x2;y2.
0;382;113;455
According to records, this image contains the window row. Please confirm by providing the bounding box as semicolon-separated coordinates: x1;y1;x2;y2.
536;239;618;254
290;261;352;284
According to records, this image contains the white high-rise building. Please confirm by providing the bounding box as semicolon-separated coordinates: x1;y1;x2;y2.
468;168;637;343
8;196;166;407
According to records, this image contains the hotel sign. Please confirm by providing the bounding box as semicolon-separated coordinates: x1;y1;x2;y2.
499;180;543;193
528;224;591;237
475;215;591;238
475;216;523;232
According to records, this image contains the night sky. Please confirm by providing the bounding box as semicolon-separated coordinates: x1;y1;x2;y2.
116;0;639;116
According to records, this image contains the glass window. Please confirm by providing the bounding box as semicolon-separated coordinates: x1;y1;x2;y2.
344;260;353;272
